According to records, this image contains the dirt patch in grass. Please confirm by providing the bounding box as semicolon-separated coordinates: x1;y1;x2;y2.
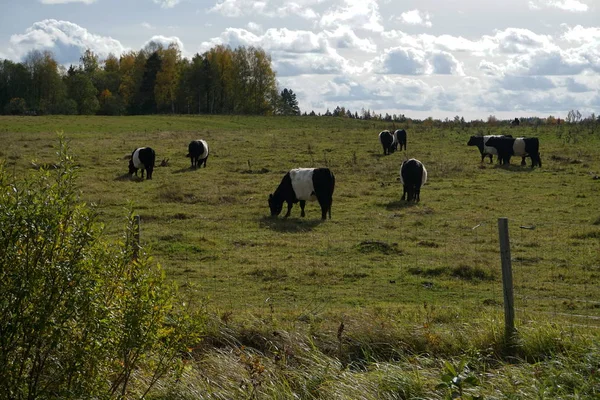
571;230;600;239
248;267;288;282
239;167;270;174
409;265;494;281
356;240;403;255
417;240;439;248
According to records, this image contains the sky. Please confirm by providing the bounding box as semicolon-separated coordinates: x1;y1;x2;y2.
0;0;599;120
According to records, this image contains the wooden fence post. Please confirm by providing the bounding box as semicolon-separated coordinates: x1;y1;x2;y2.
498;217;516;345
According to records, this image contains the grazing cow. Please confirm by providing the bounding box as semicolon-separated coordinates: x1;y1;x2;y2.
484;136;542;168
129;147;155;179
187;139;209;168
400;159;427;202
467;135;513;164
268;168;335;220
393;129;407;151
379;130;395;155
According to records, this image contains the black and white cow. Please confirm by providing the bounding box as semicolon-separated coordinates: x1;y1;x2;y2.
379;130;395;155
467;135;513;164
400;159;427;202
129;147;155;179
484;136;542;168
187;139;209;168
268;168;335;220
392;129;407;151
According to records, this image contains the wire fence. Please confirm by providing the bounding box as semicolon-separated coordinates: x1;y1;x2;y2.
138;214;600;329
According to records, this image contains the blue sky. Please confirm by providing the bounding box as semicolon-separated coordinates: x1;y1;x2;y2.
0;0;599;120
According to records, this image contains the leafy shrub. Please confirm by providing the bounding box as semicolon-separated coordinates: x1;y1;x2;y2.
0;136;203;399
4;98;27;115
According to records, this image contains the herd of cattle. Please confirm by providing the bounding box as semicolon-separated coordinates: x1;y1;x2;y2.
126;129;541;221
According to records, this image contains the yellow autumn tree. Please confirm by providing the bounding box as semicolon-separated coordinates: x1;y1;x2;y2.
154;43;181;114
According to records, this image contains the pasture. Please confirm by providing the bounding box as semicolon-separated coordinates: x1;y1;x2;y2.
1;115;599;328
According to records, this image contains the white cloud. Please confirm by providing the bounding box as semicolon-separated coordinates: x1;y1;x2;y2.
246;22;262;33
529;0;589;12
320;0;384;32
39;0;96;4
498;75;556;91
201;28;328;54
143;35;186;54
561;25;600;42
398;10;432;28
209;0;318;19
564;77;590;92
482;28;557;55
322;26;376;52
141;22;155;30
199;27;356;76
383;28;556;57
368;46;464;75
153;0;181;9
7;19;126;63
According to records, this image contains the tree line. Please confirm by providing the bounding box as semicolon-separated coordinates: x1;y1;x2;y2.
0;43;300;116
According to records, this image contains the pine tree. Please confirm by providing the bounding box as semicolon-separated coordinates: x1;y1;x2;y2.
280;88;300;115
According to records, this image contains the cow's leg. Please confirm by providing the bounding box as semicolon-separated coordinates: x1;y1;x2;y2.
401;186;407;201
203;155;208;168
284;202;293;218
488;154;493;164
299;200;306;217
521;156;526;166
141;168;145;179
316;197;331;220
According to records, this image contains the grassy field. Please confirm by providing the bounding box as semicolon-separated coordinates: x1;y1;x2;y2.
2;115;600;398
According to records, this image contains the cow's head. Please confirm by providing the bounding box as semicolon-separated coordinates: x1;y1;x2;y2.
467;136;481;146
268;194;282;217
128;159;136;175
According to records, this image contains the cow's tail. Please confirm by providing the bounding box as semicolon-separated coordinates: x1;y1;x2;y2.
329;171;335;219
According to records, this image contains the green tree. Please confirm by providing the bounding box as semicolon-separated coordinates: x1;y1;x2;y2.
155;44;181;113
24;50;69;114
3;97;27;115
65;66;100;115
0;137;203;398
0;60;32;113
279;88;300;115
136;51;162;114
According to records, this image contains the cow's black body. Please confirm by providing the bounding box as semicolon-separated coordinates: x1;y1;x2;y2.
129;147;155;179
268;168;335;220
379;130;395;155
484;136;542;168
467;135;513;164
393;129;407;151
400;159;427;202
187;140;209;168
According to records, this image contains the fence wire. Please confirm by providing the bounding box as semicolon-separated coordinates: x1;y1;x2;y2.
141;215;600;328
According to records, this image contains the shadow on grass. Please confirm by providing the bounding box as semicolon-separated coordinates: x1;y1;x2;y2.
493;164;537;173
114;173;135;181
384;200;419;210
114;173;151;182
172;166;198;174
259;215;323;232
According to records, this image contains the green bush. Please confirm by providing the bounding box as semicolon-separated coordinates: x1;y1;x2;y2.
3;98;27;115
0;136;203;399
